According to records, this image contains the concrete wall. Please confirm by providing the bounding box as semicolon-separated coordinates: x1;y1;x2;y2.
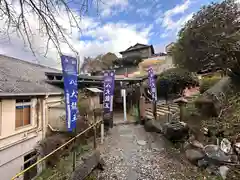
47;96;101;131
0;135;43;180
47;96;65;131
138;55;174;74
48;105;66;131
0;95;63;180
0;98;42;180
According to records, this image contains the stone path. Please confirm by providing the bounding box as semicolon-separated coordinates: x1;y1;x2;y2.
93;124;204;180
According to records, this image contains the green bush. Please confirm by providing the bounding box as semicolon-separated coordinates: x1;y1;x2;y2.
199;76;221;94
156;68;199;99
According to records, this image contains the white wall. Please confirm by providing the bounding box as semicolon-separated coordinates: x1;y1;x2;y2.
48;106;66;131
0;135;42;180
0;98;44;180
0;155;23;180
0;95;63;180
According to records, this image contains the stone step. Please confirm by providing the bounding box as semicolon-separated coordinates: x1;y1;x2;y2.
156;105;179;112
146;105;179;115
146;109;165;116
146;108;167;116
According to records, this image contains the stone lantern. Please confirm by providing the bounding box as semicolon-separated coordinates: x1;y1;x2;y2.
173;97;188;122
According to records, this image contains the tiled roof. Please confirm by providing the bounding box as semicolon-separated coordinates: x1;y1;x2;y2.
0;55;63;95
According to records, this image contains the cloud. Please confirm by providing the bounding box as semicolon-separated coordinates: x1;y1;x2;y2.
166;0;191;16
81;23;152;57
160;33;168;38
99;0;129;17
136;8;150;17
156;0;192;39
0;3;152;69
154;44;166;53
162;0;191;30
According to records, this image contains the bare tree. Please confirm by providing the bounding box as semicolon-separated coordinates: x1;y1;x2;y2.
0;0;99;56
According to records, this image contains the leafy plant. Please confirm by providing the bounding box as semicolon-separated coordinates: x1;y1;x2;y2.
172;0;240;73
156;68;199;99
199;76;221;93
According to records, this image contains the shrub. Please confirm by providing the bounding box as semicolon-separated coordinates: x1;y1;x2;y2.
199;76;221;94
156;68;199;99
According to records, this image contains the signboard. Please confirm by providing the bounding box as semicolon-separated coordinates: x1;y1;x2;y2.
61;55;78;131
103;71;115;113
147;67;157;101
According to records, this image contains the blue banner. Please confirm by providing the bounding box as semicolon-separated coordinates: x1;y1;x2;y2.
61;55;78;131
147;67;157;101
103;71;115;113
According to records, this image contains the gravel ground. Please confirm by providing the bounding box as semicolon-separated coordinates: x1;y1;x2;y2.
90;124;207;180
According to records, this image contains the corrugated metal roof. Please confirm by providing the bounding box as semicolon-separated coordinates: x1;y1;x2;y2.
86;87;102;93
0;55;63;95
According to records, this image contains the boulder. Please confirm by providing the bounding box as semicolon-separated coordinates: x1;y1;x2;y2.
195;77;231;117
197;158;209;168
190;140;204;149
162;121;189;141
137;140;147;146
71;150;104;180
220;138;232;154
183;141;192;150
144;120;161;133
219;166;229;180
185;149;205;163
204;145;231;164
206;164;219;175
234;142;240;155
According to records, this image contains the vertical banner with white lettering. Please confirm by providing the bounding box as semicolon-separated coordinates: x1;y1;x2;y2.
61;55;78;131
103;71;115;115
147;67;157;101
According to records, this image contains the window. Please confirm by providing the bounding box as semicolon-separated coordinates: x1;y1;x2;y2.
15;99;31;128
24;151;38;180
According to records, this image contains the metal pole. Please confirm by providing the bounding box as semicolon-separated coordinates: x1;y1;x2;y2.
77;53;80;74
101;122;104;144
153;100;157;120
123;89;127;121
93;110;97;149
72;128;76;171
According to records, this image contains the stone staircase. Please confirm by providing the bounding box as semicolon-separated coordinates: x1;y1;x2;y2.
145;93;199;121
145;103;179;120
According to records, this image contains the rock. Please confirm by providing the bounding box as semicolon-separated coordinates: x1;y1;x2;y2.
144;120;161;133
234;142;240;155
183;141;192;150
195;77;230;117
137;140;147;146
190;140;204;149
206;165;219;175
71;150;101;180
185;149;205;163
219;166;229;180
204;145;231;164
197;159;209;168
162;121;189;141
231;155;238;163
220;138;232;154
97;158;106;171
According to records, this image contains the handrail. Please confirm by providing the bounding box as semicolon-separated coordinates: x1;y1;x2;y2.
11;120;102;180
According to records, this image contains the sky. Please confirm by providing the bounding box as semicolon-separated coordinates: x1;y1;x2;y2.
0;0;225;69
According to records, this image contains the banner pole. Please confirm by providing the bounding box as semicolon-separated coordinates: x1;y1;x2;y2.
123;89;127;121
101;123;104;144
93;110;97;149
72;127;77;171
